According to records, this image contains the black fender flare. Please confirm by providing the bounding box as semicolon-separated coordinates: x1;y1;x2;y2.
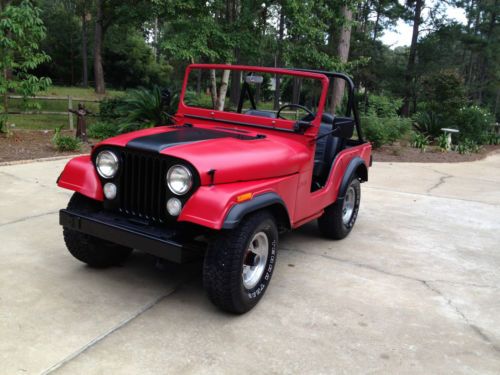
338;157;368;199
222;192;289;229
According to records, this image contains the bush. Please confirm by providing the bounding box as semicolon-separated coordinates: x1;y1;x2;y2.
99;97;125;122
362;115;411;148
88;121;119;140
52;126;81;151
412;111;443;138
410;131;430;152
453;105;494;144
455;138;481;154
436;133;449;152
360;93;402;117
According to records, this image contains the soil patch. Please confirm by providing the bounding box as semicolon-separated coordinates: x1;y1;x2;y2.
373;144;500;163
0;130;93;163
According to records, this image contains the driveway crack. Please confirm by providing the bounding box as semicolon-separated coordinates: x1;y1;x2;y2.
427;169;453;194
283;246;500;355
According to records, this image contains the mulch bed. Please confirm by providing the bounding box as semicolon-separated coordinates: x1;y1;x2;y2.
1;130;499;164
0;130;93;164
372;143;500;163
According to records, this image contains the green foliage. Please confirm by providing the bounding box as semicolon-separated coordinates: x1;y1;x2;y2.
0;0;52;111
486;133;500;145
453;106;495;144
436;133;449;152
115;86;175;133
410;131;429;152
88;121;119;140
362;115;411;148
99;97;125;122
52;125;81;151
361;94;402;117
420;70;466;120
455;139;481;155
412;111;442;138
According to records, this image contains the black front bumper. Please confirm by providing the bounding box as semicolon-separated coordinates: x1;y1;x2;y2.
59;209;205;263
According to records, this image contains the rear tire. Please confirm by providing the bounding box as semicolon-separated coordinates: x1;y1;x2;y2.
318;178;361;240
203;211;278;314
63;193;133;268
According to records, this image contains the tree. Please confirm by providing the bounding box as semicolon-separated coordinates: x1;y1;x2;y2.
401;0;424;116
0;0;51;131
331;3;354;113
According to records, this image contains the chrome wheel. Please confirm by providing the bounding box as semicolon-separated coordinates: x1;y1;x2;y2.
242;231;269;290
342;185;356;225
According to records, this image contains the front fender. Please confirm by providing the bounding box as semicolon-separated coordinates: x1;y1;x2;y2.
178;175;297;230
57;155;103;201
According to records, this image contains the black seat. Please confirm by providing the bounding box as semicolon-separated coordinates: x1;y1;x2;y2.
313;114;345;187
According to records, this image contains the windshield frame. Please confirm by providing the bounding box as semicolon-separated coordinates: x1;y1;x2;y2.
177;64;330;135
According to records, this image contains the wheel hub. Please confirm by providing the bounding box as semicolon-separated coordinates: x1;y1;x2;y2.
242;232;269;290
342;185;356;225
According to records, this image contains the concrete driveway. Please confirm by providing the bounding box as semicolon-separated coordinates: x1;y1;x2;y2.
1;154;500;374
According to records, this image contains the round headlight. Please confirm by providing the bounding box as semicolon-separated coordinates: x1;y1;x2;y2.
96;151;119;179
167;165;192;195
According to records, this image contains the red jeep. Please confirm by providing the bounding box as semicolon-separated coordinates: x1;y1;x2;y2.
58;64;372;313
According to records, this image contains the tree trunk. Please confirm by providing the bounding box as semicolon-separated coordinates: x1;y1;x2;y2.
216;69;231;111
273;4;285;111
210;69;218;109
81;10;88;87
330;5;353;114
93;0;105;94
373;2;381;41
402;0;424;117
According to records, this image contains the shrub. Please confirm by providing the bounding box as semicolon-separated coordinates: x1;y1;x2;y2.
410;131;429;152
453;106;494;144
99;97;125;122
362;115;411;148
412;111;443;138
52;126;81;151
436;133;449;152
88;121;119;140
455;138;481;154
360;93;402;118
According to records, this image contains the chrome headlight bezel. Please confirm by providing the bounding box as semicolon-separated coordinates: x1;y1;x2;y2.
167;164;193;196
96;150;119;179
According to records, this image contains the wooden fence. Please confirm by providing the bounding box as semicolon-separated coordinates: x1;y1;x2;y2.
5;95;100;130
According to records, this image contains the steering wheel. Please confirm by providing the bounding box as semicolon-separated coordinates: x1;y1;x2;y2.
276;104;315;120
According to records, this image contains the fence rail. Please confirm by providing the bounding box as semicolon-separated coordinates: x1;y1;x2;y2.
3;95;101;130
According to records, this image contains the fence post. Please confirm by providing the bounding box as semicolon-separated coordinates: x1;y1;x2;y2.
68;96;74;130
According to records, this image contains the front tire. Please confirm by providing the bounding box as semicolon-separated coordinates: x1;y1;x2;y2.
203;211;278;314
63;193;133;268
318;178;361;240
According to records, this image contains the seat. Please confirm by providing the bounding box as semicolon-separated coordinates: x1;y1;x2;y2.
313;114;345;188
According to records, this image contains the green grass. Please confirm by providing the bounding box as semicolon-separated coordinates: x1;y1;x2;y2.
39;86;124;100
4;85;124;130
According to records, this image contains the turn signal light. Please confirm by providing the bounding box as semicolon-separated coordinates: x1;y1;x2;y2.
236;193;253;203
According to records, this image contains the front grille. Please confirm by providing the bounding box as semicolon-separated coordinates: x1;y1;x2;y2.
117;150;170;223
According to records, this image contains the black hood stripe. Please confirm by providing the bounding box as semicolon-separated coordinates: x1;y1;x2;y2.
126;126;257;153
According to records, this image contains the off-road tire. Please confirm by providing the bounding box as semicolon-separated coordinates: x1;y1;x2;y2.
63;193;133;268
318;178;361;240
203;210;278;314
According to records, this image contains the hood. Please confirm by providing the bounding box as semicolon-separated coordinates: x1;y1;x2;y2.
98;125;310;185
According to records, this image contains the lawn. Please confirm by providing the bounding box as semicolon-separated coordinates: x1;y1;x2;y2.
4;86;124;131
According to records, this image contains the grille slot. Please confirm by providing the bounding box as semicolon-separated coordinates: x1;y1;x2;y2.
118;150;169;222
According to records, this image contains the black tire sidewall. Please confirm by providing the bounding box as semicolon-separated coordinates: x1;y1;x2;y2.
239;217;278;305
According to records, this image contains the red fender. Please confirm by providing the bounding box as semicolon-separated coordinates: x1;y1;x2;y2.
57;156;104;201
179;174;299;230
